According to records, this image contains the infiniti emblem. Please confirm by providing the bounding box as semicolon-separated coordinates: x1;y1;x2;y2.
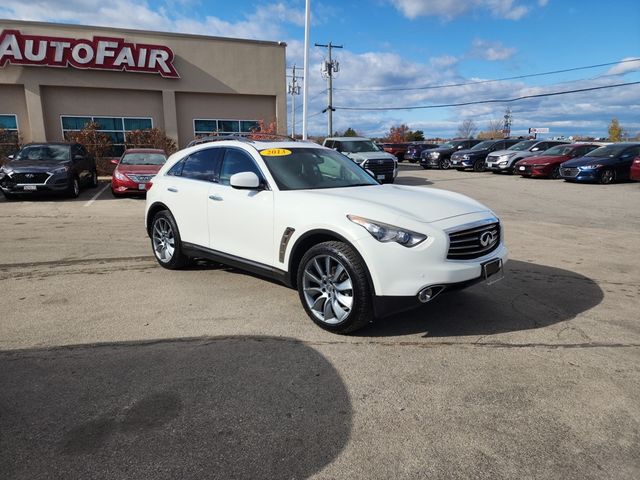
25;173;35;178
479;231;495;247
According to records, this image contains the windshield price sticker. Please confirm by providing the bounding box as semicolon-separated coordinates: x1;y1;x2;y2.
260;148;292;156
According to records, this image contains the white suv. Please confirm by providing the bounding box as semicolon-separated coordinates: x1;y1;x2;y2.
145;137;507;333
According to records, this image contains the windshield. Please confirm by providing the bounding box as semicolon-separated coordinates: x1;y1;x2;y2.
470;141;495;150
337;140;380;153
260;147;379;190
15;145;70;161
508;140;537;151
585;144;632;158
120;153;167;165
543;145;574;156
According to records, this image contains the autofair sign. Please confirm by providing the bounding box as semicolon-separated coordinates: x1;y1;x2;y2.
0;29;179;78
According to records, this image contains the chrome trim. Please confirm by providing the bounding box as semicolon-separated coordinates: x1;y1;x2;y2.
443;217;499;234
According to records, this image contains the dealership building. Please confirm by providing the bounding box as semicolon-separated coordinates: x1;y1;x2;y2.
0;20;287;152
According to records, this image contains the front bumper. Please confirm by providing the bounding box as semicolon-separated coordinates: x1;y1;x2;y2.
450;158;474;168
561;168;599;182
112;177;150;194
486;162;512;171
0;173;71;194
420;157;441;168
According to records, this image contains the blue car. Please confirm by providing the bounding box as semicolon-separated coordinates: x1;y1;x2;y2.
560;143;640;184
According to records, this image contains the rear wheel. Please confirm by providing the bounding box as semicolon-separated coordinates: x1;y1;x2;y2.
297;241;372;334
151;210;189;269
599;168;615;185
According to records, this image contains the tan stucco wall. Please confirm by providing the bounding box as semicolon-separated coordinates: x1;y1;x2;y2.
41;86;164;141
0;84;29;139
0;20;287;145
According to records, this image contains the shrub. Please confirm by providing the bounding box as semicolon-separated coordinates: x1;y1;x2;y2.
125;128;178;155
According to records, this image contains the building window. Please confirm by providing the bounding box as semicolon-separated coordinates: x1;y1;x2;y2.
194;119;260;137
0;114;19;155
61;115;153;156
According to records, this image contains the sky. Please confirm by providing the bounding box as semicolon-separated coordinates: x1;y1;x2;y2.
1;0;639;139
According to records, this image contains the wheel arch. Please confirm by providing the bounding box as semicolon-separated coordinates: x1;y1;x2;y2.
287;229;375;293
146;201;171;237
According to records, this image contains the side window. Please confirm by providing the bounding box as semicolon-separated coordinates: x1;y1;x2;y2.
71;145;83;158
219;149;264;186
625;146;640;158
181;148;223;182
334;141;343;152
325;140;334;149
167;159;185;177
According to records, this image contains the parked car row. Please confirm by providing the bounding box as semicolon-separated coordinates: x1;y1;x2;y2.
419;137;640;185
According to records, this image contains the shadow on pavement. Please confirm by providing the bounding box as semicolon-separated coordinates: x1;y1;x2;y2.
394;175;433;186
0;336;351;479
359;260;604;337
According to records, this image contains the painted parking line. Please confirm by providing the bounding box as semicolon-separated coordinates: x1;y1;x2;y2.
83;184;110;207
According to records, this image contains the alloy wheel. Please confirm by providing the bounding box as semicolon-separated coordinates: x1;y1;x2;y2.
600;169;615;184
302;255;353;324
152;217;176;262
440;158;451;170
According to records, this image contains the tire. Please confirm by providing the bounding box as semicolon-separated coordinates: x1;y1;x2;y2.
150;210;190;269
2;191;17;201
67;177;80;198
89;169;99;188
599;168;615;185
440;158;451;170
473;160;485;172
551;166;561;179
297;241;372;334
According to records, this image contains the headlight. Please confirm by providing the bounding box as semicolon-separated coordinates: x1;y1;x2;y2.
347;215;427;247
579;164;602;170
462;154;469;160
50;166;70;174
429;152;440;159
114;170;128;181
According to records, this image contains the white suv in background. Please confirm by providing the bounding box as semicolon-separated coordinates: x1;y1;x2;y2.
322;137;398;183
145;137;507;333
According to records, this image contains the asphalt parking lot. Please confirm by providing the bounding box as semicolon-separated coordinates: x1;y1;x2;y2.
1;165;639;479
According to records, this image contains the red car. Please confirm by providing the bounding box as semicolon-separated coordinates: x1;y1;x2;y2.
111;148;167;196
631;156;640;181
514;143;600;179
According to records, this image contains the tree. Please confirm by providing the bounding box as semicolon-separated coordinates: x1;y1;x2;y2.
0;128;21;164
406;130;425;142
126;128;177;155
608;118;623;142
476;119;504;139
386;124;410;143
456;119;477;139
248;119;278;140
64;121;112;159
342;127;358;137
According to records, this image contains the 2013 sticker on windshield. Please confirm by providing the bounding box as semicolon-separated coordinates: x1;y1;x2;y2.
260;148;292;156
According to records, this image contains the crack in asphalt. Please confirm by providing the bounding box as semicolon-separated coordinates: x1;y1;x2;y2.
0;256;153;270
1;335;638;358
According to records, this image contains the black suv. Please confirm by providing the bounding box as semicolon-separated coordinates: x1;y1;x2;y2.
404;142;440;163
420;139;482;170
450;138;522;172
0;143;98;199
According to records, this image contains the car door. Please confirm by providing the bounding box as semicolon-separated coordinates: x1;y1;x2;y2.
618;146;640;178
163;147;223;247
207;147;275;267
71;144;90;184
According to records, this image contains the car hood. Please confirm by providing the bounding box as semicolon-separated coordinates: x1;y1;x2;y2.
490;149;538;158
562;156;615;167
518;155;569;165
3;160;71;172
454;148;487;157
116;164;163;174
283;184;490;224
345;151;397;162
426;147;454;154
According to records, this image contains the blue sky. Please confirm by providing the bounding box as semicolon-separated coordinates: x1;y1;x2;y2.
2;0;639;138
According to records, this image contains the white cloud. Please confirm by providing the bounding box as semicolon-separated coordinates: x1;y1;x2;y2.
606;57;640;76
469;38;517;61
389;0;536;20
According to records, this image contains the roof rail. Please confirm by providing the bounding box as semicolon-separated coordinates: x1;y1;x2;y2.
186;133;296;148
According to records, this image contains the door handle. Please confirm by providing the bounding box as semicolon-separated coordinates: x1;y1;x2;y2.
208;194;223;201
167;187;178;193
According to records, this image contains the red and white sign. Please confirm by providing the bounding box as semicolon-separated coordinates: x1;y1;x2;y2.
0;29;179;78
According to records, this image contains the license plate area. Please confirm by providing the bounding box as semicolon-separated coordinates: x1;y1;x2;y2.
138;183;146;190
482;258;504;285
376;174;385;180
23;185;37;191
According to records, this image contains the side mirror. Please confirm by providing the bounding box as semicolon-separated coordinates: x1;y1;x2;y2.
230;171;261;190
73;154;84;161
110;159;120;165
531;147;540;152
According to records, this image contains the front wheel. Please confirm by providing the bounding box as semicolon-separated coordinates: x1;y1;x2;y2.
151;210;190;269
89;169;99;188
440;158;451;170
473;160;485;172
297;241;372;334
599;168;615;185
67;177;80;198
551;166;561;179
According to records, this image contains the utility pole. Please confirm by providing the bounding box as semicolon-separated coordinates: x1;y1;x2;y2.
287;65;302;138
315;41;343;136
302;0;310;140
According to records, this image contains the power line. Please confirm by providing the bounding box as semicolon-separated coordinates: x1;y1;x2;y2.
334;81;640;111
333;58;640;93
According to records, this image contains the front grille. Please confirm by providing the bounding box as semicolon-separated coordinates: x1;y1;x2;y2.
561;167;579;178
126;174;155;183
363;159;394;175
10;173;50;184
447;222;500;260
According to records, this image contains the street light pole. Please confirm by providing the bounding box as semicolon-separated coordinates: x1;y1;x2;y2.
302;0;311;140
